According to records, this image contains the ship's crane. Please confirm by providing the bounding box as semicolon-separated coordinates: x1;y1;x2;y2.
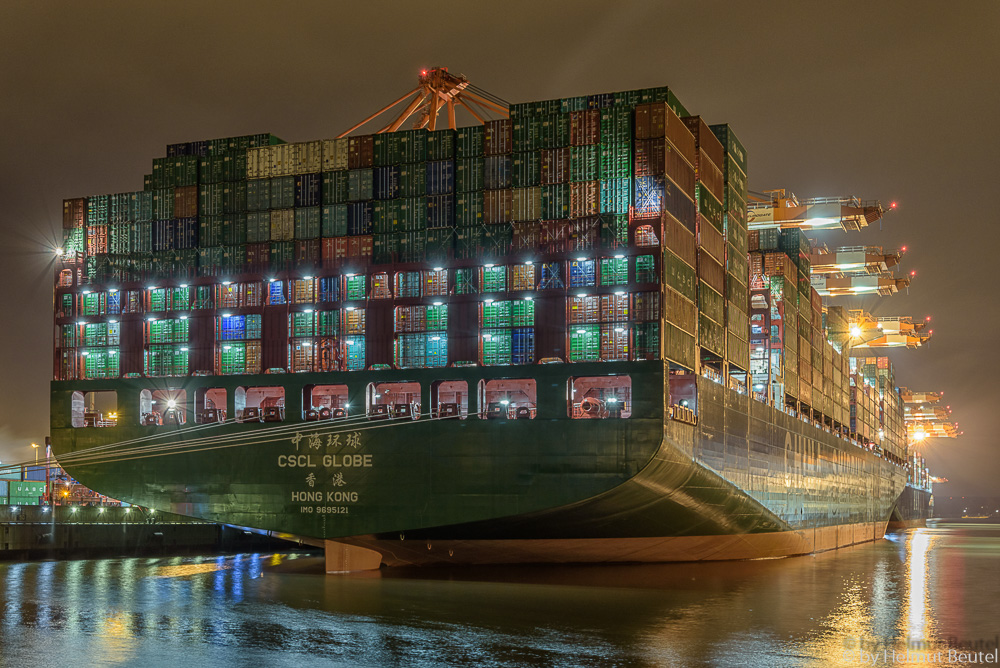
338;67;509;137
747;189;890;232
808;245;904;275
901;389;961;442
843;310;932;349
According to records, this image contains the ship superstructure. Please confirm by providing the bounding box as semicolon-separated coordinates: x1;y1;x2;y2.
48;70;947;568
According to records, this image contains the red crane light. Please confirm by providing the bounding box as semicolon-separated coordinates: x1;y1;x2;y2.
910;270;916;276
890;201;897;209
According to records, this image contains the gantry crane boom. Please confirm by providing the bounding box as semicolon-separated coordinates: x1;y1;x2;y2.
808;245;905;275
844;310;932;349
810;273;911;297
901;389;962;443
337;67;508;138
747;189;889;231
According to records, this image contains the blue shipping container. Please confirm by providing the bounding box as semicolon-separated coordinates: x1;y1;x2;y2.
175;217;198;250
374;166;400;200
483;155;511;190
152;220;176;252
295;173;322;208
512;327;535;365
23;466;47;482
426;160;455;195
347;202;373;236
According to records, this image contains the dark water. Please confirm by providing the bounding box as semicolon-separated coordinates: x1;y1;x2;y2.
1;525;998;667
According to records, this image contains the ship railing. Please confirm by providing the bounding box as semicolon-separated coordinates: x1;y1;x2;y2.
670;404;697;425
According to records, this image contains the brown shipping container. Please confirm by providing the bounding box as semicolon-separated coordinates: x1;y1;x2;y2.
663;213;697;268
174;185;198;219
63;198;86;229
697;216;725;264
483;189;513;224
634;103;696;166
295;239;321;266
484;119;512;155
681;116;725;169
570;110;600;146
540;148;570;184
348;235;373;258
348;135;374;169
696;148;724;202
697;249;725;294
321;237;349;269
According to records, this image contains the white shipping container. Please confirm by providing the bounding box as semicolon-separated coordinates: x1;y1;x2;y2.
246;147;272;179
293;141;323;175
271;144;293;177
322;138;349;171
270;209;295;241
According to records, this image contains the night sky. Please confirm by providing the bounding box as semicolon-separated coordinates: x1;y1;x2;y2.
1;2;996;496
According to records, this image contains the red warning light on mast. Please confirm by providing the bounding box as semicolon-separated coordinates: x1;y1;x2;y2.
890;201;898;209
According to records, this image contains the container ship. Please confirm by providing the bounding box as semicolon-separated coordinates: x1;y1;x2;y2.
50;69;937;568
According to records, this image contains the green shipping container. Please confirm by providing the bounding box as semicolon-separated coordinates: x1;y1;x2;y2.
456;125;484;158
323;171;350;205
322;204;348;237
456;158;484;193
512;151;541;187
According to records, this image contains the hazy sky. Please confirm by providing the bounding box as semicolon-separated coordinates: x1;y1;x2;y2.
0;1;997;495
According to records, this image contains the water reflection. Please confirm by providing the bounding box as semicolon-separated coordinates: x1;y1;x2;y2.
0;528;995;666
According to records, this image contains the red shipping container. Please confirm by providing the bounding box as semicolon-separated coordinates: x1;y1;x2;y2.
348;135;374;169
540;148;570;185
540;220;573;254
570;110;600;146
484;119;512;156
63;198;86;229
246;242;270;270
348;235;373;257
483;189;513;224
174;185;198;219
86;226;108;255
321;237;349;269
749;251;764;279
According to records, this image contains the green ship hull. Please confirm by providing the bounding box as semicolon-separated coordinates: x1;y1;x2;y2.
50;362;909;566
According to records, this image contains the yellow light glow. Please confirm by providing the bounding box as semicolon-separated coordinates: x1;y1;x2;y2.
850;325;862;338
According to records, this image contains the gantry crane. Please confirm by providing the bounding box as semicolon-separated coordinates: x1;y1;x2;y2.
338;67;509;137
747;189;892;231
810;272;912;297
843;310;932;349
808;245;905;275
901;389;961;442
